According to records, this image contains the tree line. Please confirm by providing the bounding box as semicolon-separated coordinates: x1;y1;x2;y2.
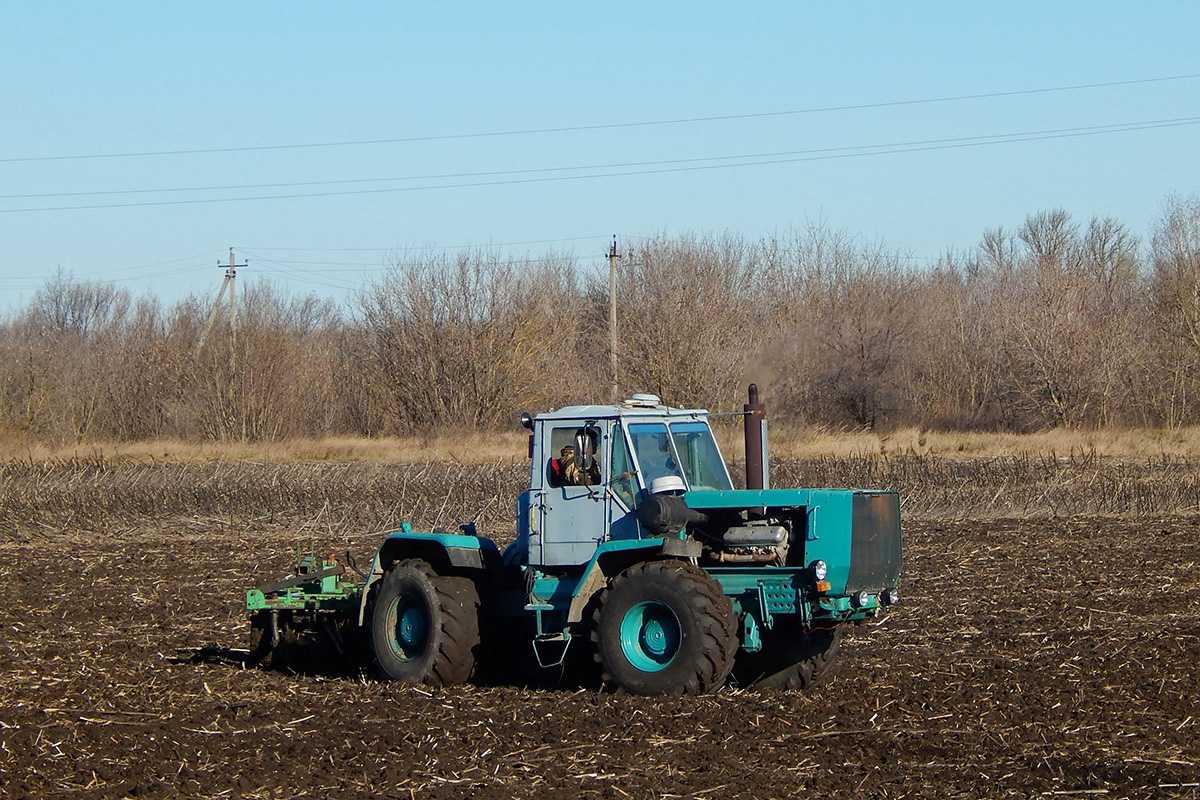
3;196;1200;443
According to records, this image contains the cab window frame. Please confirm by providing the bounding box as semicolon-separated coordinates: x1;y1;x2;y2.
609;422;638;511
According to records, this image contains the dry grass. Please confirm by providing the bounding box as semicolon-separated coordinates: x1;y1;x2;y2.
712;423;1200;460
3;453;1198;543
0;459;526;543
6;425;1200;466
0;432;532;465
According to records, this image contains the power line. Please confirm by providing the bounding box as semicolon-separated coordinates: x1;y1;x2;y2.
7;115;1198;201
240;249;605;275
248;260;364;292
3;116;1196;215
57;252;217;277
238;236;608;253
3;73;1196;164
0;243;614;292
0;261;216;285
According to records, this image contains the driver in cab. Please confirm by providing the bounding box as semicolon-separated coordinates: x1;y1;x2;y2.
552;440;600;487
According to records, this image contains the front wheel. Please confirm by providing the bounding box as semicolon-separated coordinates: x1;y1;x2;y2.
592;561;737;695
370;559;480;687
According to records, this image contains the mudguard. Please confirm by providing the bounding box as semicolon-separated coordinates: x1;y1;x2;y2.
356;523;500;624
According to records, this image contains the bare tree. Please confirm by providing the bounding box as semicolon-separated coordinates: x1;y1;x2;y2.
0;207;1190;441
1148;195;1200;425
763;227;918;429
903;255;1010;429
604;234;768;411
358;251;579;432
182;283;343;440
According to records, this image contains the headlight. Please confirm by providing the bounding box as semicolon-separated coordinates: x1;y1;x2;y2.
881;588;900;606
851;591;873;608
809;560;828;581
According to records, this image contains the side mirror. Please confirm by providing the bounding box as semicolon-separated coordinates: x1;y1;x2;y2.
573;423;601;471
519;412;534;430
573;429;592;471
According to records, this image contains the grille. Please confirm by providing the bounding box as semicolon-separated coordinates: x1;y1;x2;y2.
846;492;902;592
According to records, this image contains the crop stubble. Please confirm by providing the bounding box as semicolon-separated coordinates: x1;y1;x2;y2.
0;456;1198;798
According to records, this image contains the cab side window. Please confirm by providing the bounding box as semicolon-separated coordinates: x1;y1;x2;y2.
546;427;574;487
547;426;600;487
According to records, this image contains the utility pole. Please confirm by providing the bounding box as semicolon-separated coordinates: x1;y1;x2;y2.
198;248;247;354
607;235;621;403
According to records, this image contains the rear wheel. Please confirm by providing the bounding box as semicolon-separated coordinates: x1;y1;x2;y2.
370;559;480;686
592;561;737;695
733;625;842;691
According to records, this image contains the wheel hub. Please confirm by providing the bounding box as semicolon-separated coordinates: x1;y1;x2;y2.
619;600;681;672
390;596;428;661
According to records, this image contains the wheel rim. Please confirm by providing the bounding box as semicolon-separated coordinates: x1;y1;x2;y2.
619;600;681;672
388;593;429;662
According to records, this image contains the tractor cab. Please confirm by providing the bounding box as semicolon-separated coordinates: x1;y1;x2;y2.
512;393;732;567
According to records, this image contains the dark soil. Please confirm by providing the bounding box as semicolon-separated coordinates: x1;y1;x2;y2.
1;514;1198;799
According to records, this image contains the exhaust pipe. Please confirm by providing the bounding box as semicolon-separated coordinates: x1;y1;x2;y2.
743;383;768;490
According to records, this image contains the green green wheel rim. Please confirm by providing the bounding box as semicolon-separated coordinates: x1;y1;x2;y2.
619;600;680;672
388;595;429;662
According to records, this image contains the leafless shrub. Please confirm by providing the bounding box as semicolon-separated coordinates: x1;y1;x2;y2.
1147;195;1200;426
356;251;579;432
598;233;770;410
4;197;1200;441
181;283;344;441
772;227;919;428
773;453;1200;518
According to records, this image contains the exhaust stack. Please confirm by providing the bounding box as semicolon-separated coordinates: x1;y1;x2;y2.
743;383;768;490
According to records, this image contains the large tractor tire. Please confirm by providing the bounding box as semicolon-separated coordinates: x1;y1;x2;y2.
592;560;737;695
370;559;480;687
733;625;843;691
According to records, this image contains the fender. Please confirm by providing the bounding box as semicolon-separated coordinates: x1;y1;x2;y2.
356;523;500;624
565;535;701;624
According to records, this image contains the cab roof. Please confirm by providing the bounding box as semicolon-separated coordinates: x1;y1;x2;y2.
532;393;711;423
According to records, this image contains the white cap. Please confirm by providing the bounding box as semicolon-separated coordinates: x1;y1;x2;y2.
649;475;687;495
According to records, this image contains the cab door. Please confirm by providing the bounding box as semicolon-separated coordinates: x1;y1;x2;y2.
531;421;610;566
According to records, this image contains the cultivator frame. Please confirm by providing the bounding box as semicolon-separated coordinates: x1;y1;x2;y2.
245;548;365;667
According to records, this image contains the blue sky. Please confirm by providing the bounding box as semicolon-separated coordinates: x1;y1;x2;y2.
2;3;1198;308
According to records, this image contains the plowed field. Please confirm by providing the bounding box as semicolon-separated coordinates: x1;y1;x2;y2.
2;453;1200;796
1;478;1198;797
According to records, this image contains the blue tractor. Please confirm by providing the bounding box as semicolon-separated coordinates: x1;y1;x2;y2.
247;386;902;695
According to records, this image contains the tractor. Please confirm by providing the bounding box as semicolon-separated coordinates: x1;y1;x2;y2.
246;386;902;695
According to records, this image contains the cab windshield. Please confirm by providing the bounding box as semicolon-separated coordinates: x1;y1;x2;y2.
627;420;732;492
669;421;732;490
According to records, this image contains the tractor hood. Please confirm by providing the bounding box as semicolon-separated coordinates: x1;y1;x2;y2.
683;487;903;596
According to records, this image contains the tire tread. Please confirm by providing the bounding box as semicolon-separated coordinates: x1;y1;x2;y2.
591;560;737;695
371;559;480;687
